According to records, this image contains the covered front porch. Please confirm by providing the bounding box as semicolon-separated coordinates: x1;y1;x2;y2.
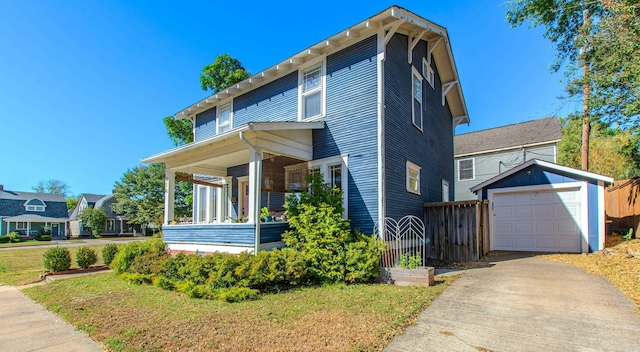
142;121;325;254
3;214;68;238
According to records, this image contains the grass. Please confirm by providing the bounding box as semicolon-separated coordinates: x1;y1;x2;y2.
0;245;107;286
23;273;454;351
0;241;56;248
542;236;640;311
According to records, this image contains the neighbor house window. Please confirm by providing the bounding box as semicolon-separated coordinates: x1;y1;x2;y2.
106;220;115;232
299;62;325;120
423;58;435;88
217;103;232;133
412;67;423;130
406;161;421;195
16;222;27;230
197;185;208;223
24;198;46;212
458;158;475;181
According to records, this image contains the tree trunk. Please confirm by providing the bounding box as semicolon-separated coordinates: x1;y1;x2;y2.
581;8;591;171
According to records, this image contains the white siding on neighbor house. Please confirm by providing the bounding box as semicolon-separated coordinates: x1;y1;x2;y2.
455;143;557;201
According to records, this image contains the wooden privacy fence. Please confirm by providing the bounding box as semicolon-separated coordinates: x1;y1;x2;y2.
423;200;490;261
605;178;640;238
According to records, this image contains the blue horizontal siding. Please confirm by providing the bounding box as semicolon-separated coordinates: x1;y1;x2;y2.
384;34;454;220
233;72;298;126
195;107;217;141
163;224;255;245
313;34;378;234
259;222;288;244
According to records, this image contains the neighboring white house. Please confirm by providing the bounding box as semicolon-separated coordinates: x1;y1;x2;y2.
454;117;562;201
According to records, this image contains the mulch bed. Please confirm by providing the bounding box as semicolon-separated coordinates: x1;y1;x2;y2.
45;265;110;276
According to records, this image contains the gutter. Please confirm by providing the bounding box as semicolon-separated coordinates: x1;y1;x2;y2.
239;131;262;255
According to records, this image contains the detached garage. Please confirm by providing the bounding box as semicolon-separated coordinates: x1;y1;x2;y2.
471;159;613;253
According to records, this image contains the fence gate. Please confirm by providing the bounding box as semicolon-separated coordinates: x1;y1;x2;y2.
375;215;427;268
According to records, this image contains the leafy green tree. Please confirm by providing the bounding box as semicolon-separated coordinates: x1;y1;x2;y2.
80;206;108;237
200;53;250;93
505;0;640;170
65;196;79;211
32;179;71;197
163;116;193;147
558;115;640;179
113;164;191;228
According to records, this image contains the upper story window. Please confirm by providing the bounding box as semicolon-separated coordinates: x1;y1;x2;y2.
299;61;325;120
217;103;232;133
458;158;475;181
412;67;423;130
406;161;421;195
24;198;46;212
423;58;435;88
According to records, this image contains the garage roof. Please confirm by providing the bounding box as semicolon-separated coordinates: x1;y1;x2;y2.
470;159;614;193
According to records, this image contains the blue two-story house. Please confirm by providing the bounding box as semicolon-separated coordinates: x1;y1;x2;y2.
0;185;69;238
142;6;469;254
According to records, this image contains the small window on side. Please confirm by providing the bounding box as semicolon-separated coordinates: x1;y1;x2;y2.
458;159;475;181
406;161;421;195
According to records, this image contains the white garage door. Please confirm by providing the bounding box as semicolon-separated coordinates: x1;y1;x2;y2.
492;189;581;253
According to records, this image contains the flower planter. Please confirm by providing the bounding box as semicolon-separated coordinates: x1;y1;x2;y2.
379;266;435;286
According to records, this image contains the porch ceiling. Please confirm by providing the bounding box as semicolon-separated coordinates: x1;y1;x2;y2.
141;122;324;176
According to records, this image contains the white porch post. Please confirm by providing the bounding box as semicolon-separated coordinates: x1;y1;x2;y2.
164;168;176;225
0;218;3;236
120;219;124;234
248;150;262;254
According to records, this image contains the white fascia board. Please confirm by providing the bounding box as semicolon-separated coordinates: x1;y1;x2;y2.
141;126;250;164
247;121;325;131
454;140;562;158
470;159;614;193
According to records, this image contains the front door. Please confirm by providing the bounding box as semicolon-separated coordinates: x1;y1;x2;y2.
241;181;249;218
51;224;59;236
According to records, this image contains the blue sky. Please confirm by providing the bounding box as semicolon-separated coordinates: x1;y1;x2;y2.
0;1;579;197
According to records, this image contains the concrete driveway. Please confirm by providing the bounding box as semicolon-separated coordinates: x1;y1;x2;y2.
385;253;640;352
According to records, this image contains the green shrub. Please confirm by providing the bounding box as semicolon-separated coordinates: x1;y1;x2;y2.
0;236;9;244
344;233;383;283
37;235;51;241
110;239;165;274
215;287;259;303
76;247;98;269
43;247;71;272
130;251;167;275
119;273;154;285
8;232;20;243
152;276;176;291
102;244;119;266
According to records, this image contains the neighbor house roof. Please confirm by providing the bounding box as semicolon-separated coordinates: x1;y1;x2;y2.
94;194;114;209
454;117;561;157
3;214;68;223
0;190;65;202
470;159;614;193
174;5;469;125
82;193;107;204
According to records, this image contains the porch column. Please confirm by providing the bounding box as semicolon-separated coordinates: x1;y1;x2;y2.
164;168;176;225
247;151;263;224
0;218;3;236
120;219;124;234
27;222;30;236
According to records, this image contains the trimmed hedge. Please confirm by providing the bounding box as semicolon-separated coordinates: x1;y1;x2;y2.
102;244;119;266
76;247;98;269
43;247;71;272
0;236;9;244
110;239;166;274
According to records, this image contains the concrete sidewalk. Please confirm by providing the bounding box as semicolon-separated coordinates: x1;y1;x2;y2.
385;253;640;352
0;286;103;352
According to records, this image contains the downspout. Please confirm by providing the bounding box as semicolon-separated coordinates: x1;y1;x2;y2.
239;130;262;255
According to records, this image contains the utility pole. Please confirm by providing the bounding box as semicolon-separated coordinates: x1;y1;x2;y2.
581;8;590;171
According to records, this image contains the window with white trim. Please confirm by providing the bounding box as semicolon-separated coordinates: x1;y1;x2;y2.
406;161;421;195
106;219;115;232
24;198;46;212
458;158;475;181
16;222;27;230
412;67;423;130
217;103;232;133
422;57;435;88
196;185;208;223
299;62;324;120
26;205;45;211
307;155;348;217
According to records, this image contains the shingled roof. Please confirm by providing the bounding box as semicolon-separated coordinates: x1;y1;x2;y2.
454;117;561;156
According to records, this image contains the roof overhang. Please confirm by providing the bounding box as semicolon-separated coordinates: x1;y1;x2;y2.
470;159;615;193
174;6;468;126
454;139;561;158
3;214;69;223
141;121;325;175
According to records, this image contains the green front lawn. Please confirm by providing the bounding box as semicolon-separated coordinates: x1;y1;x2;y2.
0;241;56;249
24;273;453;351
0;245;107;286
